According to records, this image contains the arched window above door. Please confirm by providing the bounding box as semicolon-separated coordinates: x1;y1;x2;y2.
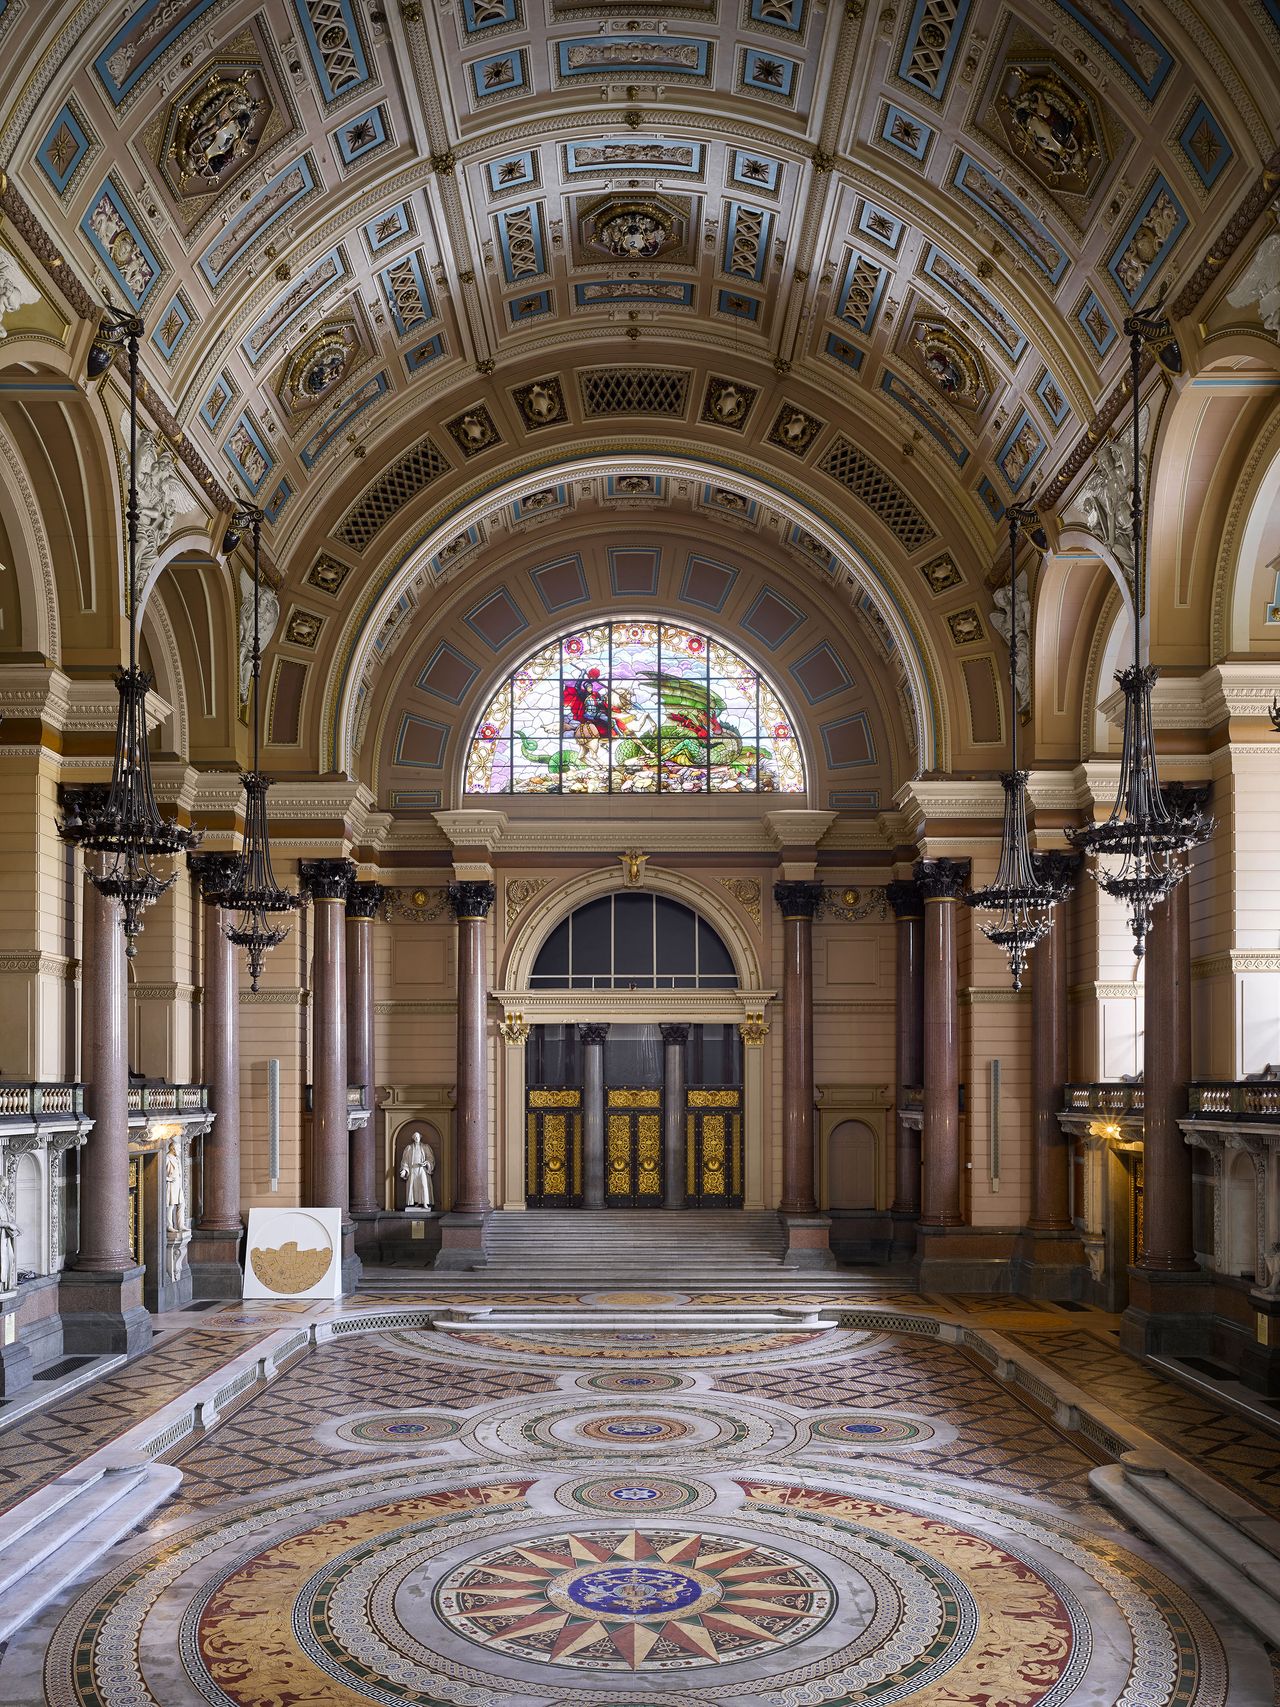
464;618;805;795
531;893;737;988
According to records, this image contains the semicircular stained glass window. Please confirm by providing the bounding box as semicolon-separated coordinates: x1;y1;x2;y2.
464;619;806;795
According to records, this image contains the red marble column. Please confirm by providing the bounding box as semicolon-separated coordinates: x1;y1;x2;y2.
887;880;924;1219
449;881;496;1219
915;858;969;1228
1139;877;1195;1271
1027;854;1076;1231
188;853;244;1295
346;882;382;1219
300;861;353;1224
75;862;133;1271
774;881;823;1217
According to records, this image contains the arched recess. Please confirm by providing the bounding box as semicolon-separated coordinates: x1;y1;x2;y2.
1082;585;1131;762
147;552;241;764
827;1119;878;1211
1034;551;1118;765
1216;407;1280;659
317;453;947;782
495;866;773;1212
1224;1149;1259;1279
0;411;57;659
140;589;189;760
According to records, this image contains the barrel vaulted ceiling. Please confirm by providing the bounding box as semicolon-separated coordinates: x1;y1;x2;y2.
0;0;1277;806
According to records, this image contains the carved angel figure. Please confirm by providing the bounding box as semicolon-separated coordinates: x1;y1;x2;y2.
239;564;280;703
1064;406;1149;594
1225;233;1280;336
119;411;192;605
0;248;41;335
990;568;1032;711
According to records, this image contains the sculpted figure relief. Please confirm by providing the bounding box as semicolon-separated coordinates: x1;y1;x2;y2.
400;1133;435;1210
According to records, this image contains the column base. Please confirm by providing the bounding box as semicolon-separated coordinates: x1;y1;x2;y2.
1243;1290;1280;1397
1120;1266;1213;1360
1010;1228;1087;1301
915;1225;1018;1292
340;1220;362;1296
188;1225;245;1299
358;1210;443;1266
780;1214;836;1269
888;1209;920;1263
59;1265;152;1357
145;1249;193;1316
828;1209;892;1264
433;1212;488;1270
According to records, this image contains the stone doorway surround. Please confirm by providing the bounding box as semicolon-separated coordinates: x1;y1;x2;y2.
492;864;774;1212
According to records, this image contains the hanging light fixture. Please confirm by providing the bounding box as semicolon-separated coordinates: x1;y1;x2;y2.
1066;302;1211;957
60;307;200;954
220;503;301;990
964;500;1058;991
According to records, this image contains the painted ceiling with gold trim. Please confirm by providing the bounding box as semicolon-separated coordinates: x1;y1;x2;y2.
0;0;1277;818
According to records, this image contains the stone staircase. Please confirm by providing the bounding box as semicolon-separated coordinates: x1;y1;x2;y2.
0;1461;180;1643
363;1210;882;1293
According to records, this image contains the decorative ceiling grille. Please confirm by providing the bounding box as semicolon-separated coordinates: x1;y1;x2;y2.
816;436;937;552
579;367;689;417
335;436;451;551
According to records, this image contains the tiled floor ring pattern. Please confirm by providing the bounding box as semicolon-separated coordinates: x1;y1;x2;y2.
1;1318;1274;1706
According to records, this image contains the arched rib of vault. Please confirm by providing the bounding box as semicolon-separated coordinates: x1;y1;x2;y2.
0;410;58;661
1215;411;1280;660
315;453;949;782
1032;553;1115;767
139;588;189;762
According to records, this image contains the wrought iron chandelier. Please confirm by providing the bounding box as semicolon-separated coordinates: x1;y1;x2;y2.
1065;303;1211;957
220;503;301;990
964;501;1058;991
59;307;200;954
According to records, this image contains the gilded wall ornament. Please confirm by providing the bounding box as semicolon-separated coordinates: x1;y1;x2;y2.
620;849;649;886
505;876;549;929
739;1011;770;1045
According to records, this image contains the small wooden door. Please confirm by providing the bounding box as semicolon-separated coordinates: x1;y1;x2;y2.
527;1087;583;1207
685;1088;743;1208
605;1088;663;1207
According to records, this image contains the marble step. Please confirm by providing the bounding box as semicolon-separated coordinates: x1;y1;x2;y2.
1090;1458;1280;1646
432;1305;837;1332
362;1268;871;1288
0;1462;180;1642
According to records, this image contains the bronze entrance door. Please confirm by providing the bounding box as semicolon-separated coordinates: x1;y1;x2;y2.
685;1088;744;1208
605;1087;663;1207
526;1087;583;1207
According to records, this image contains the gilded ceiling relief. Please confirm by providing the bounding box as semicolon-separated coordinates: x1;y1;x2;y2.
445;404;504;459
511;377;569;431
274;316;363;416
766;404;824;457
573;196;694;268
700;377;759;431
307;554;354;597
907;319;989;411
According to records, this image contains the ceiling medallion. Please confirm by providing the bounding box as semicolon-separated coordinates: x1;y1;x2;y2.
577;193;692;266
701;376;758;429
281;321;359;412
909;320;988;410
168;71;265;191
996;64;1100;196
597;206;669;259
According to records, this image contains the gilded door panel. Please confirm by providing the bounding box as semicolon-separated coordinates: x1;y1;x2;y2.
128;1154;143;1265
527;1087;583;1208
686;1087;743;1209
605;1088;663;1208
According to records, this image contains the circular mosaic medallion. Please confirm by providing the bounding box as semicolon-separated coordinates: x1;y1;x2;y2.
579;1369;692;1392
336;1414;457;1446
578;1413;693;1445
434;1526;834;1670
560;1474;711;1514
811;1414;935;1447
582;1290;691;1307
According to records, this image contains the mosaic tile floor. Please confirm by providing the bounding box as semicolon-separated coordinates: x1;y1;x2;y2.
1;1309;1276;1704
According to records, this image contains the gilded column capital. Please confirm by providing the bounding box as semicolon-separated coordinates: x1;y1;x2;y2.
773;879;824;919
188;852;242;903
886;879;923;919
912;858;971;901
346;880;383;920
447;880;496;921
299;858;354;902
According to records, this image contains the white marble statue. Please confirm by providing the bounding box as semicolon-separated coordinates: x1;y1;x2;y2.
990;567;1032;711
1260;1242;1280;1298
239;565;280;703
164;1137;187;1236
0;248;41;336
0;1207;17;1292
119;410;193;606
1225;232;1280;336
399;1135;435;1210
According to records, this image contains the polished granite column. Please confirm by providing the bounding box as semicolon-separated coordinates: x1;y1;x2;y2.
438;881;496;1266
300;859;359;1292
347;882;382;1255
187;853;245;1298
1028;854;1077;1233
887;879;924;1250
774;880;832;1266
660;1024;689;1210
580;1024;609;1210
915;858;969;1232
1124;872;1205;1353
61;855;151;1355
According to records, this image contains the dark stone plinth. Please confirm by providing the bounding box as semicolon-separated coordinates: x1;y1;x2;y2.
888;1208;920;1264
59;1265;152;1357
357;1211;443;1266
916;1225;1020;1291
829;1209;893;1265
434;1211;488;1270
1011;1228;1088;1300
188;1225;244;1299
1120;1267;1213;1360
781;1213;836;1270
0;1318;33;1396
340;1219;362;1296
